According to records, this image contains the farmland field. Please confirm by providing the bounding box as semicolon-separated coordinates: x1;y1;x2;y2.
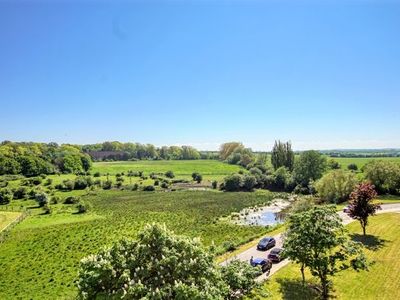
248;213;400;300
0;211;21;231
0;189;278;299
91;160;243;182
329;156;400;169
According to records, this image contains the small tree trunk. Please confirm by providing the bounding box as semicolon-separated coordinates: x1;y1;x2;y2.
320;274;329;300
300;264;305;285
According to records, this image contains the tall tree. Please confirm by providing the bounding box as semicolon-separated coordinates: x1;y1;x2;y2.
283;206;367;299
219;142;244;161
347;182;381;235
271;140;295;171
294;150;327;186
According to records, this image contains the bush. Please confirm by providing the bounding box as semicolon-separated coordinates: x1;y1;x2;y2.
50;196;60;204
363;160;400;194
223;174;243;192
161;182;169;189
30;177;43;185
13;186;28;199
74;176;93;190
328;159;341;170
0;188;13;204
77;202;90;214
222;240;237;252
154;180;159;186
42;204;52;214
315;170;358;203
102;180;112;190
212;180;218;189
62;179;75;191
93;172;101;177
165;170;175;178
347;163;358;171
44;178;53;186
242;175;257;191
35;192;49;207
64;196;80;204
143;185;155;191
132;183;139;191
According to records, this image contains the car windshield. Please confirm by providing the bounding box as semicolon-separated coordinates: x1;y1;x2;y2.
261;238;271;243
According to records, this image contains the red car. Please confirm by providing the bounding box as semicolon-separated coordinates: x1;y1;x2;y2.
267;248;284;263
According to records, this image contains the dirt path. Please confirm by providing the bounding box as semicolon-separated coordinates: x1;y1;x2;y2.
221;203;400;281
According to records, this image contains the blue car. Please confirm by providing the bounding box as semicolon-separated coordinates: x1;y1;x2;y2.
257;237;276;251
250;257;272;273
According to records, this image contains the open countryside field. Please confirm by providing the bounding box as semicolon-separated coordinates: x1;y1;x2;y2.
0;190;278;299
0;211;21;231
330;156;400;170
91;160;243;182
248;213;400;300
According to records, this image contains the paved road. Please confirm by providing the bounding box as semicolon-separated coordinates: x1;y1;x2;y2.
221;203;400;282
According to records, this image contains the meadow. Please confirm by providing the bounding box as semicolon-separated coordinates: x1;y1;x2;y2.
332;156;400;170
91;159;242;182
248;213;400;300
0;211;21;231
0;189;278;299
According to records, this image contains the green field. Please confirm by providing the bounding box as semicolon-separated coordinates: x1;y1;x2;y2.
91;160;243;182
0;189;278;299
248;213;400;300
330;156;400;170
0;211;21;231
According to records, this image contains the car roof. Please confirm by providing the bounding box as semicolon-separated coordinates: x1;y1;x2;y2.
270;248;283;253
261;237;273;242
253;258;266;264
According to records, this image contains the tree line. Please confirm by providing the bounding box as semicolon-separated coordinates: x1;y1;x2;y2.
0;141;92;176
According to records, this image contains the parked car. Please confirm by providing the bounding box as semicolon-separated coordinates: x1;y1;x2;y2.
343;205;350;213
250;257;273;273
267;248;284;263
257;237;276;251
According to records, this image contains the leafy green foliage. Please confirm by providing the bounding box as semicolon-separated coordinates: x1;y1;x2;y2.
363;160;400;194
283;206;367;299
315;170;358;203
0;188;13;204
271;140;294;171
77;224;229;299
294;151;327;187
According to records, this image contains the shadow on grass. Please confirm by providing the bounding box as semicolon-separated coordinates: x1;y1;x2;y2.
276;278;320;300
350;234;389;251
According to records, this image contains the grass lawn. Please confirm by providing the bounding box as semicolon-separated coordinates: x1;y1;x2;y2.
0;211;21;231
91;159;243;182
0;189;278;299
248;213;400;300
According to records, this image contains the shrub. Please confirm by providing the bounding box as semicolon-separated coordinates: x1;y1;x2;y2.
42;204;52;214
165;170;175;178
222;240;237;252
0;188;13;204
50;196;60;204
30;177;43;185
74;176;93;190
154;180;159;186
315;170;358;203
347;163;358;171
363;160;400;194
102;180;112;190
212;180;218;189
161;182;168;189
242;175;257;191
132;183;139;191
13;186;28;199
93;172;101;177
328;159;341;170
223;174;243;192
143;185;155;191
63;179;75;191
35;192;49;207
64;196;80;204
77;202;90;214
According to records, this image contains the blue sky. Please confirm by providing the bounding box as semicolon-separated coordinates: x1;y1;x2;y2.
1;0;399;150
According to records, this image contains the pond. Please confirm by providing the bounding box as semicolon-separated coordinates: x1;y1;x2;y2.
232;199;290;226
